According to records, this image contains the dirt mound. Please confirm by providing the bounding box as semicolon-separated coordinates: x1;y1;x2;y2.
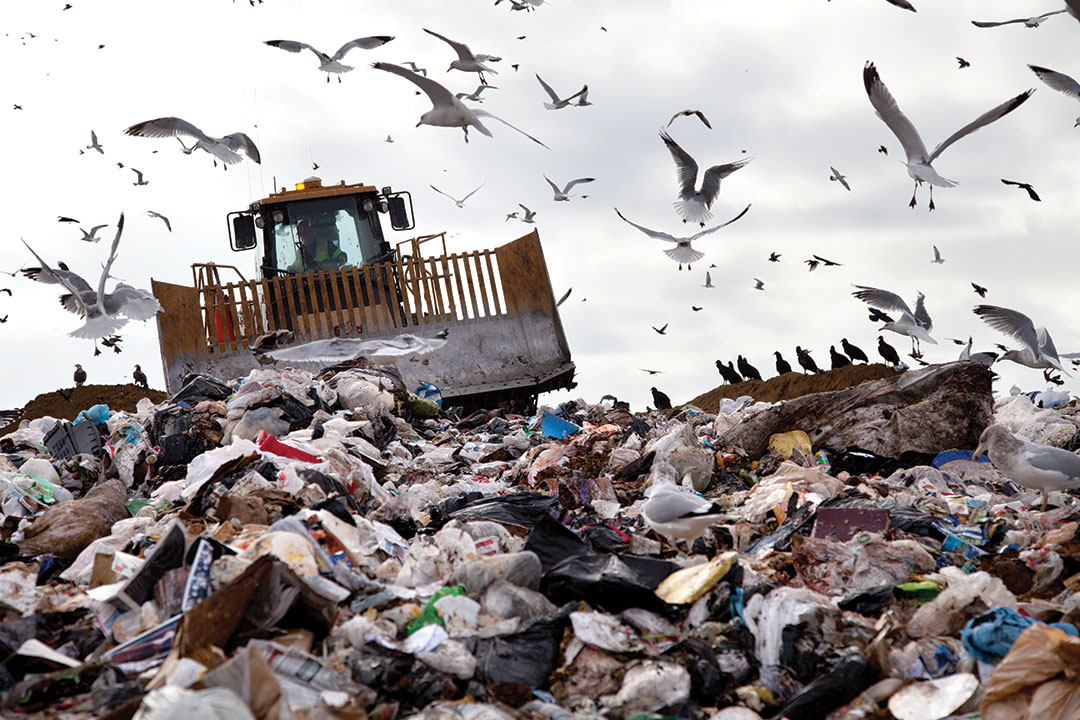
686;363;900;410
1;384;168;436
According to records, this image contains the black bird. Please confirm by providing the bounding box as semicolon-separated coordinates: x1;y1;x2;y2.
796;346;822;374
133;364;148;388
652;323;668;335
57;216;80;224
73;363;86;387
813;254;842;267
737;355;762;381
715;360;741;384
774;351;792;375
0;288;10;295
0;316;7;323
841;338;868;363
691;306;702;312
971;282;988;298
868;308;894;323
805;257;820;272
878;145;888;155
957;57;970;69
768;252;781;262
100;335;124;353
724;360;743;384
830;345;851;369
877;336;901;366
651;387;672;410
1001;179;1040;202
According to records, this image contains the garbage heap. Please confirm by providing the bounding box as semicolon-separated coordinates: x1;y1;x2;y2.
3;360;1080;720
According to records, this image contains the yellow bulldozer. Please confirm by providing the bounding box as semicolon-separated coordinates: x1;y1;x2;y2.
152;177;575;412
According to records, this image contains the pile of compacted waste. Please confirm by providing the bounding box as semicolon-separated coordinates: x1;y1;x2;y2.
3;360;1080;720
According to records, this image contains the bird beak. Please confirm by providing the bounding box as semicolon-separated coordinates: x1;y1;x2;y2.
415;121;422;127
972;442;986;461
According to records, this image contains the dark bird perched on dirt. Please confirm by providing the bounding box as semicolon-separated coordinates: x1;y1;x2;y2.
830;346;852;369
133;364;148;388
796;346;822;374
73;364;86;387
737;355;762;381
715;360;742;384
651;387;672;410
774;351;792;375
972;282;988;297
878;336;901;366
1001;179;1041;201
841;338;868;363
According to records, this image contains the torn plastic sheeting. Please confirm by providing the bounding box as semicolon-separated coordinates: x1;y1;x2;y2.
448;491;558;530
175;439;261;502
770;650;870;720
541;552;681;614
570;610;645;653
792;535;935;595
16;478;129;559
908;568;1018;639
886;672;979;720
599;660;691;719
473;604;573;687
980;624;1080;720
961;606;1078;665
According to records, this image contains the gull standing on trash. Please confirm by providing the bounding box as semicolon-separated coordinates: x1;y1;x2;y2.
535;74;587;109
372;62;547;147
73;364;86;387
1028;65;1080;127
423;28;500;84
973;304;1073;377
264;36;394;82
973;424;1080;511
430;182;485;208
86;130;103;154
546;175;594;201
257;329;449;364
660;130;752;226
643;481;731;544
125;117;261;167
614;205;751;270
667;109;711;129
972;9;1066;28
852;285;936;356
829;166;852;191
863;62;1033;210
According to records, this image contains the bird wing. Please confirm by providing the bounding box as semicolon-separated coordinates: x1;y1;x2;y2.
973;305;1041;355
461;182;486;202
125;116;215;146
699;157;753;205
544;175;563;197
105;283;162;320
372;61;456;107
332;36;394;61
1024;442;1080;480
933;245;942;262
563;177;594;193
423;28;474;62
688;203;751;240
928;90;1033;162
132;168;143;182
970;18;1024;27
694;110;712;128
659;129;699;199
219;133;261;163
1029;65;1080;97
884;0;915;10
864;62;930;162
1035;327;1067;371
84;224;108;238
852;285;914;315
913;292;932;331
645;485;715;522
556;287;571;306
535;74;561;103
472;109;549;148
518;203;533;216
22;240;92;318
264;39;330;63
147;211;172;232
430;185;455;201
613;208;677;243
96;214;124;311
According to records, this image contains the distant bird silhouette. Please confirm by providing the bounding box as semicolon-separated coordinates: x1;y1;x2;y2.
651;387;673;410
972;282;988;297
841;338;868;363
813;254;842;267
702;271;715;288
1001;179;1041;201
667;109;712;130
868;308;894;323
78;224;108;243
878;145;888;155
659;129;752;226
145;210;172;232
73;364;86;387
830;346;852;369
1028;65;1080;127
556;287;572;307
737;355;762;381
829;166;852;191
877;336;901;366
932;245;944;263
133;364;148;388
753;278;765;290
131;168;148;185
652;323;668;335
768;252;781;262
715;360;743;384
86;130;104;154
796;346;822;374
957;57;970;69
691;305;702;312
57;216;80;224
805;258;820;272
641;368;662;375
774;351;792;375
972;10;1066;29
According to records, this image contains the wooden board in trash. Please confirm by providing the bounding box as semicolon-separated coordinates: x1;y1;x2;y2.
812;507;889;542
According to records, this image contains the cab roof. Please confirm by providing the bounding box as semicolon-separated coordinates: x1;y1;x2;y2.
259;177;379;205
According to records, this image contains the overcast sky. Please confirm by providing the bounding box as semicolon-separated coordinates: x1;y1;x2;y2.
2;0;1079;413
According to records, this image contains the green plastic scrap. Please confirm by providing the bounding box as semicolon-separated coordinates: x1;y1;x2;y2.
896;581;942;605
406;585;466;635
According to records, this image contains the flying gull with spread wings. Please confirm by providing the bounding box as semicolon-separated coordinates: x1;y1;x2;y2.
264;36;393;82
423;28;500;83
125;117;261;168
1028;65;1080;127
614;205;751;270
852;284;936;356
659;129;752;226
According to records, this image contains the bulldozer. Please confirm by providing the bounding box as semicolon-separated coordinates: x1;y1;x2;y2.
152;177;575;411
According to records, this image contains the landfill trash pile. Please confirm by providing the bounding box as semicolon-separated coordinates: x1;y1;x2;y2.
3;360;1080;719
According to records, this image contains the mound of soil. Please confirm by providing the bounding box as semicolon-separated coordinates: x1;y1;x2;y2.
1;384;169;436
686;363;900;410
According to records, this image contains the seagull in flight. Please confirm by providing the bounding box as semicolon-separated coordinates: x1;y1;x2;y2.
863;62;1033;210
702;271;715;288
258;329;450;364
400;61;427;76
572;87;592;107
545;175;594;201
931;245;944;263
430;182;485;208
423;28;500;84
145;210;171;231
852;285;936;356
1028;65;1080;127
556;287;572;306
264;36;394;82
660;129;752;226
131;168;148;185
517;203;537;223
974;304;1074;378
77;224;109;242
972;9;1066;28
535;74;586;109
86;130;103;154
829;166;851;191
614;204;751;270
1001;179;1041;201
125;117;261;167
667;109;711;129
455;83;499;103
372;62;547;147
813;254;842;267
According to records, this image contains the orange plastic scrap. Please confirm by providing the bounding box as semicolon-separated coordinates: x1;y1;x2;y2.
981;624;1080;720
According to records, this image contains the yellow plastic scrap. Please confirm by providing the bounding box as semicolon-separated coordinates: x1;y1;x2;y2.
767;430;811;459
655;551;738;604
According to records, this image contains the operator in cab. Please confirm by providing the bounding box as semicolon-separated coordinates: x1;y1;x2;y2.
291;218;347;272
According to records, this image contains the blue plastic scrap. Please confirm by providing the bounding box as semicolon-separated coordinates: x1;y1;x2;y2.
541;412;581;439
961;606;1079;664
931;449;991;468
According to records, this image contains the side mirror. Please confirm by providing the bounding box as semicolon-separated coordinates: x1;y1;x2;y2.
386;193;414;231
229;212;257;251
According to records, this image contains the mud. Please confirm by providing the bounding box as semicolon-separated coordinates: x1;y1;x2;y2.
1;384;168;436
686;363;900;409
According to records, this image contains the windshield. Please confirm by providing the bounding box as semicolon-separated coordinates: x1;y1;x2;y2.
271;195;384;274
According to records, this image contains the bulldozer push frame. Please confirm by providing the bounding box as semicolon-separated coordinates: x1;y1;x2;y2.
152;177;575;412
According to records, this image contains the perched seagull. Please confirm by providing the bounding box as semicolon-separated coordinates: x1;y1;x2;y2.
545;175;594;201
73;364;86;387
535;74;587;109
660;130;752;226
614;204;751;270
132;364;148;388
958;337;998;366
972;282;988;297
86;130;104;154
829;166;852;191
22;214;162;339
652;323;668;335
430;182;485;208
144;210;171;232
125;117;261;167
667;109;712;130
455;83;499;102
753;278;764;290
517;203;537;223
702;271;715;288
78;224;108;243
974;425;1080;511
973;304;1072;377
842;338;869;363
972;9;1066;28
1001;179;1041;201
768;252;781;262
932;245;944;264
258;329;450;364
1028;65;1080;127
423;28;500;84
863;62;1033;210
264;36;394;82
852;285;936;356
400;61;427;76
957;57;971;69
556;287;572;307
131;168;148;186
372;62;547;147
